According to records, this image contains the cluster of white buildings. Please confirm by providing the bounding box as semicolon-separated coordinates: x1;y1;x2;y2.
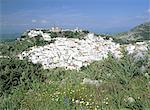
19;33;122;70
19;32;149;70
50;27;83;32
27;27;83;41
27;30;51;41
126;42;149;61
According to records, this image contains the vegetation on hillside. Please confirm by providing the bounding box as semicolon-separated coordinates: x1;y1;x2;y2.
0;57;45;95
113;22;150;44
0;24;150;109
48;31;86;39
0;30;89;57
0;50;150;109
22;29;89;39
0;36;49;56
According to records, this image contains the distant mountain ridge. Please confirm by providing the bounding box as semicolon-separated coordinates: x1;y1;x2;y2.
114;22;150;43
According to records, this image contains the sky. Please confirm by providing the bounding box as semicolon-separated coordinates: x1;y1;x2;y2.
0;0;150;34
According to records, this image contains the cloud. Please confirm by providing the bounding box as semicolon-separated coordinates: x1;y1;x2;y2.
41;20;47;23
32;19;37;23
147;8;150;13
32;19;48;24
135;15;148;20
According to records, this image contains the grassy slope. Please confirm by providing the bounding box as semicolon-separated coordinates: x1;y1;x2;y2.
0;52;150;110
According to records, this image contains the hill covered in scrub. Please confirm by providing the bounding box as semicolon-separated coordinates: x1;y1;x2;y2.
113;22;150;44
0;28;89;57
0;25;150;110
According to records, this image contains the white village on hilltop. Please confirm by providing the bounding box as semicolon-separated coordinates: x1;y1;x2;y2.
19;27;149;70
27;26;83;41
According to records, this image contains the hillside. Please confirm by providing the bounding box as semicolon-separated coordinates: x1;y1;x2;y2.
0;26;150;110
114;22;150;44
0;29;89;57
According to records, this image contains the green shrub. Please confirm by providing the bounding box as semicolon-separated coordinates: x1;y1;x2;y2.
0;58;46;95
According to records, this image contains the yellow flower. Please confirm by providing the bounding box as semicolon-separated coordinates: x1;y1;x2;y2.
105;102;108;105
72;98;75;102
94;108;98;110
89;98;92;101
80;101;84;104
55;98;59;101
86;102;90;106
75;100;80;104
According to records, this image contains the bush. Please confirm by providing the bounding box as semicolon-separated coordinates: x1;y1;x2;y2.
0;57;46;95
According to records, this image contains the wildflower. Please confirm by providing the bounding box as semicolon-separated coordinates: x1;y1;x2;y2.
91;102;95;105
140;65;146;73
86;102;90;106
80;101;84;104
81;87;85;90
105;102;108;105
96;105;99;108
85;95;88;97
145;73;150;79
75;100;80;104
55;98;59;101
72;98;75;102
89;98;92;101
127;97;135;104
79;96;82;99
147;81;150;88
107;73;111;77
102;90;105;93
137;97;141;99
94;108;98;110
102;101;105;104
